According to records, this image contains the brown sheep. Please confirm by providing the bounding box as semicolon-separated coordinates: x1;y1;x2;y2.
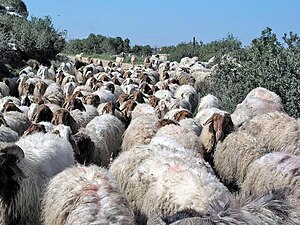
33;80;48;99
51;109;79;134
23;123;46;136
2;101;22;113
31;104;53;123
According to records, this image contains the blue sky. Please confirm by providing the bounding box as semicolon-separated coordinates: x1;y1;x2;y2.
23;0;300;47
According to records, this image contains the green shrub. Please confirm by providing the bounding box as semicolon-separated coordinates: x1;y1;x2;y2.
205;28;300;118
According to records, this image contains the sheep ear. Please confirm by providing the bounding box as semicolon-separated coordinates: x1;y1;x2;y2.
0;114;8;127
203;113;217;126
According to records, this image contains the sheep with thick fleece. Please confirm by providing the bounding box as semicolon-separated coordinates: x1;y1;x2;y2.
131;103;156;120
0;132;74;224
178;118;202;136
231;87;284;127
86;114;124;158
213;130;268;190
240;111;300;155
3;111;32;136
122;114;158;151
241;152;300;223
197;94;222;112
154;124;204;158
42;164;135;225
0;125;19;142
109;143;231;224
148;190;291;225
0;82;10;97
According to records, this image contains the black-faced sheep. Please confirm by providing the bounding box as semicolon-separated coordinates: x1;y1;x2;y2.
0;132;74;224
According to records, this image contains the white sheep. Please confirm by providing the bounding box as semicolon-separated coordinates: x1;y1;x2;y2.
3;111;32;136
122;114;158;151
153;124;204;158
197;94;222;112
0;82;10;97
241;152;300;224
240;111;300;156
213;130;268;189
231;87;284;127
109;142;231;224
42;164;135;225
174;84;198;113
0;125;19;142
0;132;74;224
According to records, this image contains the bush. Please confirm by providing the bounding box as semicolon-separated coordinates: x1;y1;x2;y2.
205;28;300;118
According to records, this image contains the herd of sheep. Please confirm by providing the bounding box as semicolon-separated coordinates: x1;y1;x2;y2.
0;53;299;225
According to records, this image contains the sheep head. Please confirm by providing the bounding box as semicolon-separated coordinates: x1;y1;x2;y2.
156;119;179;129
149;95;159;108
51;109;79;134
73;132;95;165
2;101;22;113
33;80;48;98
32;104;53;123
22;82;34;95
63;97;86;112
174;110;193;122
83;94;100;108
0;143;26;199
203;112;235;142
23;123;46;136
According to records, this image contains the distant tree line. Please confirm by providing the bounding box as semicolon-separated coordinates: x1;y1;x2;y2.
64;33;153;57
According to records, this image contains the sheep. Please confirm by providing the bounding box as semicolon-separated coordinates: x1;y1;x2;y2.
163;108;193;122
51;109;79;134
231;87;284;127
174;84;198;113
0;96;21;111
85;114;124;158
213;130;268;190
31;104;53;123
154;124;204;158
130;103;156;120
197;94;222;112
75;52;83;61
0;81;10;97
240;152;300;224
3;111;32;136
116;56;124;67
0;132;74;224
131;55;137;68
199;112;235;162
43;83;64;106
121;114;158;151
93;89;116;104
42;164;135;225
2;77;19;97
0;124;19;142
109;143;231;224
178;118;202;136
64;97;99;128
240;111;300;155
148;190;291;225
